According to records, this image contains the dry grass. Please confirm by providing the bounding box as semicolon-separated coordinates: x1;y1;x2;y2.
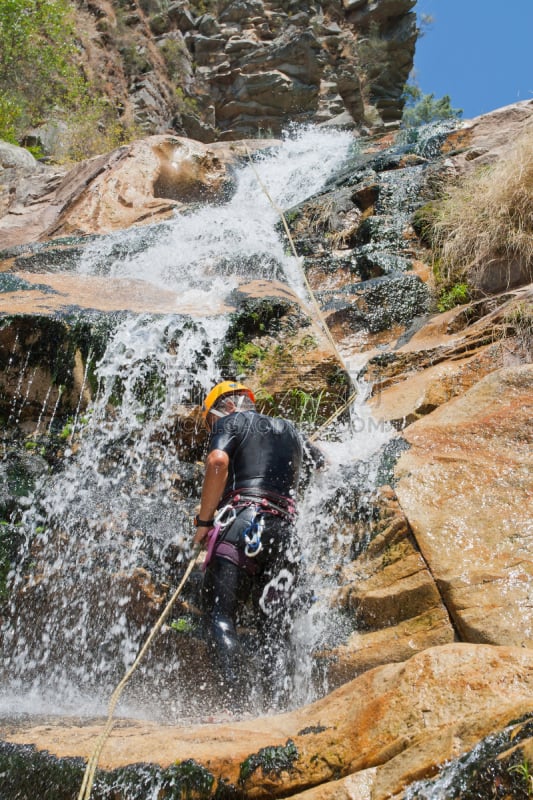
432;124;533;290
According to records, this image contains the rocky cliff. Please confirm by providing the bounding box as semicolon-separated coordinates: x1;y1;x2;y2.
46;0;416;145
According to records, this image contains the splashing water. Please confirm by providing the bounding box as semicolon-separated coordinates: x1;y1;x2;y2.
0;126;392;721
78;126;356;305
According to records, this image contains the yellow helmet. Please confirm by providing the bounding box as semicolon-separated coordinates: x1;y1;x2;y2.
202;380;255;419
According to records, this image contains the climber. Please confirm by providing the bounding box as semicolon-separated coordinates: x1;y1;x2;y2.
193;379;324;709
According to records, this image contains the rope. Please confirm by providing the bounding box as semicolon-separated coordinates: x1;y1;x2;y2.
309;388;358;443
77;546;200;800
244;145;358;435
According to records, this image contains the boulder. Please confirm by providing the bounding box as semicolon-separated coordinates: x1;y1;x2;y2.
0;141;37;170
0;135;273;248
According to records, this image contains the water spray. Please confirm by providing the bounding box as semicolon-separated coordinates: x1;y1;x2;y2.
77;544;201;800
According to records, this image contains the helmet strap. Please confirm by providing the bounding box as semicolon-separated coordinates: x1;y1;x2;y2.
209;407;227;419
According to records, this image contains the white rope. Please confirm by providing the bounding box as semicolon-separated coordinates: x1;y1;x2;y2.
244;145;357;434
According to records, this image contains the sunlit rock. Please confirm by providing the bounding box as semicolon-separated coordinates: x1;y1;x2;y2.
2;644;533;799
395;364;533;647
321;486;454;685
0;135;274;248
367;287;532;426
0;141;37;170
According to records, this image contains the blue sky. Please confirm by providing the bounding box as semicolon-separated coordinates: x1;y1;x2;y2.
412;0;533;120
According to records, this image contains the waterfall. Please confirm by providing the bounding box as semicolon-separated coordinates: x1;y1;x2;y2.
0;126;392;721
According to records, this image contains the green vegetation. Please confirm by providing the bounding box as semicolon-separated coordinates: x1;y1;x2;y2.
411;202;439;248
0;0;137;159
508;758;533;797
277;388;327;426
412;127;533;310
59;419;73;441
437;282;470;312
0;0;80;142
230;338;267;373
401;84;462;128
0;741;219;799
169;617;195;634
57;97;137;164
174;87;200;115
159;38;189;82
222;298;293;375
239;739;298;784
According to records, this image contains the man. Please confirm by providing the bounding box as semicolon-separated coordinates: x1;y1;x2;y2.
193;380;322;709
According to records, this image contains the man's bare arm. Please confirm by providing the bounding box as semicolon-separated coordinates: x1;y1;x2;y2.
194;448;229;545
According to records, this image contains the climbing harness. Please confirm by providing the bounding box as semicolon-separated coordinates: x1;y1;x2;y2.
203;490;295;574
224;488;296;518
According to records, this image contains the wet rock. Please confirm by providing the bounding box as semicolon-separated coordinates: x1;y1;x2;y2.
321;273;431;336
3;644;533;799
0;314;114;429
405;715;533;799
0;448;49;518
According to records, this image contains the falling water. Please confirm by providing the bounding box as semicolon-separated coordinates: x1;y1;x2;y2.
0;126;392;721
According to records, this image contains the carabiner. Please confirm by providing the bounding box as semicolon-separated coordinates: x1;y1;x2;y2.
244;515;264;557
214;504;237;529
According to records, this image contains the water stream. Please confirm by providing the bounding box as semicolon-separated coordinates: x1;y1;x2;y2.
0;126;393;722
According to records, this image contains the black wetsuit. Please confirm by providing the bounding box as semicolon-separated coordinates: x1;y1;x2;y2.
202;410;309;705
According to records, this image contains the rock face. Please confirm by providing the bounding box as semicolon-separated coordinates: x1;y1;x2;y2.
0;135;272;247
2;644;533;799
56;0;417;142
395;365;533;648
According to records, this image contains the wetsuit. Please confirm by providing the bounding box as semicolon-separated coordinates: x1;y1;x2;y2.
201;410;309;704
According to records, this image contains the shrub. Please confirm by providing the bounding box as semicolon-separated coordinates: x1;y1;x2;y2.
0;92;21;143
437;282;470;312
0;0;139;160
431;125;533;291
401;84;462;127
51;97;139;163
0;0;84;139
